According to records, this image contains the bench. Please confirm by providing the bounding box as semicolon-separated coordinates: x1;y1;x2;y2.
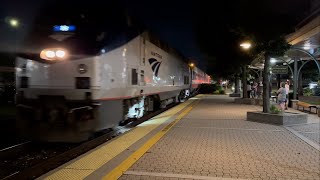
296;101;319;114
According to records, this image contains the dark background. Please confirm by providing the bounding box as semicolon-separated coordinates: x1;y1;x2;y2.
0;0;315;71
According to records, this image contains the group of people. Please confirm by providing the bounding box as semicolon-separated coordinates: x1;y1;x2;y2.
247;81;262;99
246;80;290;112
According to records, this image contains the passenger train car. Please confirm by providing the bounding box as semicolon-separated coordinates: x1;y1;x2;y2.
15;1;210;142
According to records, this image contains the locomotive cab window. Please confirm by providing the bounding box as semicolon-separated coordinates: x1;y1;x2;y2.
131;69;138;85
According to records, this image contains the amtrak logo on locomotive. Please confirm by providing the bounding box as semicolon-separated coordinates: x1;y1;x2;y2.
149;51;162;77
148;58;161;77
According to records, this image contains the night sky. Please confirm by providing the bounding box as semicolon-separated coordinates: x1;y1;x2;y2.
0;0;313;71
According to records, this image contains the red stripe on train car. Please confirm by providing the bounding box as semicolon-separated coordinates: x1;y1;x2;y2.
98;92;161;101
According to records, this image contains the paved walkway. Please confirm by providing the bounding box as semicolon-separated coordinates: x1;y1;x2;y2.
120;95;320;180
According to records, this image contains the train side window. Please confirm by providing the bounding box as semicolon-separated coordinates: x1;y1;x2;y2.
20;77;29;88
132;69;138;85
140;70;145;85
184;76;189;85
142;58;145;65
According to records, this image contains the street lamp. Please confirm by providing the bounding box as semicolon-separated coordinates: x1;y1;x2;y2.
9;19;19;27
240;42;251;50
6;17;19;28
188;62;195;88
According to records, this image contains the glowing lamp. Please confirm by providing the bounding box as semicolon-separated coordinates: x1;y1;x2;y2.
240;42;251;49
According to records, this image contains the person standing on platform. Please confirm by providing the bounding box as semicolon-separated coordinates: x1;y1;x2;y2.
252;82;258;98
277;82;287;111
285;80;290;110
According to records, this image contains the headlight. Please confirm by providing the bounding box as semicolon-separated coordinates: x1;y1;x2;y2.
55;50;66;58
45;50;55;58
40;48;68;60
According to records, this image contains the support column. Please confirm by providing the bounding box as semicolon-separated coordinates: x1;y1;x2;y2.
293;57;298;100
259;70;262;82
242;66;247;98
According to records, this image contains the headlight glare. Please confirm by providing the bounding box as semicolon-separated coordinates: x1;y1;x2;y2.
40;48;68;60
56;50;66;58
45;50;55;58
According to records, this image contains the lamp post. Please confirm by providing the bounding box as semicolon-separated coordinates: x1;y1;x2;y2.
240;42;252;98
189;62;195;82
189;63;195;95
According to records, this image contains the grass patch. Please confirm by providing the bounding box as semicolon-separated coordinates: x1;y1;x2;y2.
305;101;320;105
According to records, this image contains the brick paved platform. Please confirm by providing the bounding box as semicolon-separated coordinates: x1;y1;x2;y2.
39;95;320;180
120;95;320;180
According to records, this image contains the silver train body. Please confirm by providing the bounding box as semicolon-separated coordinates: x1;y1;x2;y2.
15;31;210;142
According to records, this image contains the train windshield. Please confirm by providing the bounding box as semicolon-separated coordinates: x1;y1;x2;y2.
19;0;140;61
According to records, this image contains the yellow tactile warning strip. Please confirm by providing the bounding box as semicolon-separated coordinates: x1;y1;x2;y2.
43;97;199;180
103;100;199;180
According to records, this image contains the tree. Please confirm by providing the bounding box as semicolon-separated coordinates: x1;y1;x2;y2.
193;0;307;104
254;37;291;113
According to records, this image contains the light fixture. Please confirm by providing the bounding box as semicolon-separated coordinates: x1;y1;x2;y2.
78;64;87;74
240;42;251;49
303;42;311;50
9;18;19;27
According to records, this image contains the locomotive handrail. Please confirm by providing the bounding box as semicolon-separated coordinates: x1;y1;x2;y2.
68;106;93;113
17;104;33;109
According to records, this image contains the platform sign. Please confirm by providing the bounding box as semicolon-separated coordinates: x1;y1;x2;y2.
272;66;288;74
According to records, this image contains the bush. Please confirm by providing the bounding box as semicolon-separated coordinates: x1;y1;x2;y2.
270;104;281;114
303;88;313;96
211;85;225;94
199;84;218;94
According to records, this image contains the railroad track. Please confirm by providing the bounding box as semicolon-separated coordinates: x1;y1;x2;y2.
0;141;32;159
1;102;179;180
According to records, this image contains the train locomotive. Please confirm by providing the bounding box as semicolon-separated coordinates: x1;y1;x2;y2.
15;1;210;142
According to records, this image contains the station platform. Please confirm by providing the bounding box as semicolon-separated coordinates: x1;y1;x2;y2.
39;95;320;180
